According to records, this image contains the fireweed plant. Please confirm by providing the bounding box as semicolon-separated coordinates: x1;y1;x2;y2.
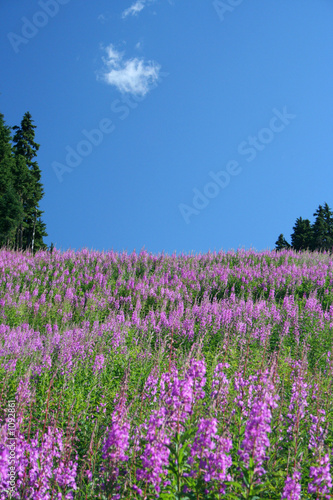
0;247;333;498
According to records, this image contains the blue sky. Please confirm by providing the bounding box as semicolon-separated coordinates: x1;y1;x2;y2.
1;0;333;255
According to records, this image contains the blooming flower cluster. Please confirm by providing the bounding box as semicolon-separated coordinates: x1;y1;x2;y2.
308;453;332;498
0;423;77;499
236;371;279;474
0;247;333;497
282;470;302;500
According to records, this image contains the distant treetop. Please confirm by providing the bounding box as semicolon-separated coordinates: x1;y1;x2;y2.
275;202;333;253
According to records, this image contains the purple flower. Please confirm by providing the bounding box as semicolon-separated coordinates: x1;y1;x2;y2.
92;353;105;373
308;411;326;451
211;362;230;414
238;373;278;476
189;417;232;484
0;422;78;499
102;395;130;476
286;366;308;438
308;453;332;498
136;424;170;494
281;471;301;500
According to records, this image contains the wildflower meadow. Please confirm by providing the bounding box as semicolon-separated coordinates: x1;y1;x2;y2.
1;247;333;499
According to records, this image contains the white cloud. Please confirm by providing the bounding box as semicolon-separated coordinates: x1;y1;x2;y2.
99;45;161;96
122;0;155;18
97;13;107;24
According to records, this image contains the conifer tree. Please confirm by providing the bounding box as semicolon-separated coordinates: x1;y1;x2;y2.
275;234;291;251
323;202;333;251
0;113;22;247
312;203;333;252
291;217;313;251
12;112;47;251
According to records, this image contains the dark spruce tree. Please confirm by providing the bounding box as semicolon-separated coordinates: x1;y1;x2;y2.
275;234;291;251
0;113;23;247
12;112;47;251
312;203;333;252
322;202;333;251
291;217;313;251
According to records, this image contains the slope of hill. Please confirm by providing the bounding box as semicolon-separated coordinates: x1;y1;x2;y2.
1;248;333;498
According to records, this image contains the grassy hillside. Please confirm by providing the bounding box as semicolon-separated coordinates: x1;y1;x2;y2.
1;248;333;499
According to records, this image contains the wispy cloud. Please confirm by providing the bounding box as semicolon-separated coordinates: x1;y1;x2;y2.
122;0;155;19
99;45;161;96
97;13;107;24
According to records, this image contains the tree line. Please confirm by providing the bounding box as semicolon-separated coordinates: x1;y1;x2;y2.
275;202;333;252
0;110;47;252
